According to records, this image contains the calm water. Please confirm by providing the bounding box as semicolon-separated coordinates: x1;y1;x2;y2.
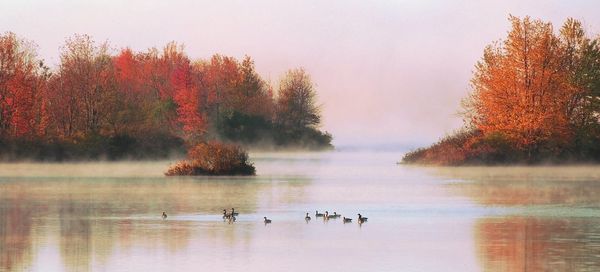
2;151;600;272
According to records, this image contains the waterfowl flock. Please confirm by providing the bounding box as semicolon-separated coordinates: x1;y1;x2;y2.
222;208;236;223
162;208;369;225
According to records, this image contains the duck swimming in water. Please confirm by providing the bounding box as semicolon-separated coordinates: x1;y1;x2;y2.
315;210;324;217
343;217;352;223
223;209;230;219
264;217;272;224
162;211;167;219
305;213;311;221
358;213;368;223
325;211;340;219
231;208;239;216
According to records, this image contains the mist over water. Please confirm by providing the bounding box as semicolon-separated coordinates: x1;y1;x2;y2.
1;151;600;271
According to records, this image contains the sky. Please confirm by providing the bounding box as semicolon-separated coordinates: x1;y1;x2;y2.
1;0;600;148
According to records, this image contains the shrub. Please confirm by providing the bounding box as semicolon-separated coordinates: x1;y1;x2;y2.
165;141;255;176
401;129;474;165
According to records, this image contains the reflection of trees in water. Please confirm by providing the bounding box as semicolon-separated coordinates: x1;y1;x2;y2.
0;194;34;271
59;200;92;272
50;177;305;215
433;167;600;206
0;175;310;271
204;220;256;250
451;179;600;206
257;178;309;208
432;167;600;270
476;217;600;271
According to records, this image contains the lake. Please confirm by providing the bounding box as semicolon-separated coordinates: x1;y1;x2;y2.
2;151;600;271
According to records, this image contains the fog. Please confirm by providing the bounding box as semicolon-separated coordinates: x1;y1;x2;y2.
1;0;599;147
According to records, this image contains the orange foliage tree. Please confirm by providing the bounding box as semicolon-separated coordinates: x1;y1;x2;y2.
405;16;600;164
465;16;582;154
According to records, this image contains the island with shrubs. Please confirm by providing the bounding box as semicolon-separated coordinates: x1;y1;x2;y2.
165;142;255;176
403;16;600;165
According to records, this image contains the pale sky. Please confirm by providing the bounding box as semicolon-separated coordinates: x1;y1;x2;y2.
1;0;599;148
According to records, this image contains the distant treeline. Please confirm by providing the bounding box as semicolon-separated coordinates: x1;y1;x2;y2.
403;16;600;165
0;33;332;160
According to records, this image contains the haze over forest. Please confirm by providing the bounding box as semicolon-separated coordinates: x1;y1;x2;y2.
2;0;600;148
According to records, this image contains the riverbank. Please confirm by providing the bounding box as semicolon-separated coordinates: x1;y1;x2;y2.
0;133;333;162
401;130;600;166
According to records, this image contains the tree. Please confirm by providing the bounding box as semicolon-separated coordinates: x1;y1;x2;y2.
275;68;321;131
201;54;242;131
0;32;47;139
466;16;578;155
212;56;274;143
145;42;187;134
110;48;142;135
557;18;600;158
560;18;600;129
48;34;117;138
173;57;206;142
236;56;273;118
0;33;333;160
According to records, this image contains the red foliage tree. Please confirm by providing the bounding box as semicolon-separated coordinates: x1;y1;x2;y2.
0;32;47;139
172;58;206;142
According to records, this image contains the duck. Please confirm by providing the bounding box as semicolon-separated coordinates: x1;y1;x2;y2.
162;211;167;219
324;211;330;219
305;213;311;221
315;210;324;217
264;217;272;224
231;208;239;216
358;213;368;223
222;209;230;219
325;212;342;219
343;217;352;223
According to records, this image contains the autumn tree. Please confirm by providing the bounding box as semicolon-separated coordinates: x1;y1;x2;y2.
466;16;579;156
0;33;332;160
0;32;48;139
47;34;117;138
235;56;273;118
145;43;188;135
199;54;242;132
173;57;206;142
111;43;191;140
212;55;274;143
110;48;142;135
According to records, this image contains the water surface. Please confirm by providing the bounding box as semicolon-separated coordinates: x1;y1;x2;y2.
1;152;600;271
